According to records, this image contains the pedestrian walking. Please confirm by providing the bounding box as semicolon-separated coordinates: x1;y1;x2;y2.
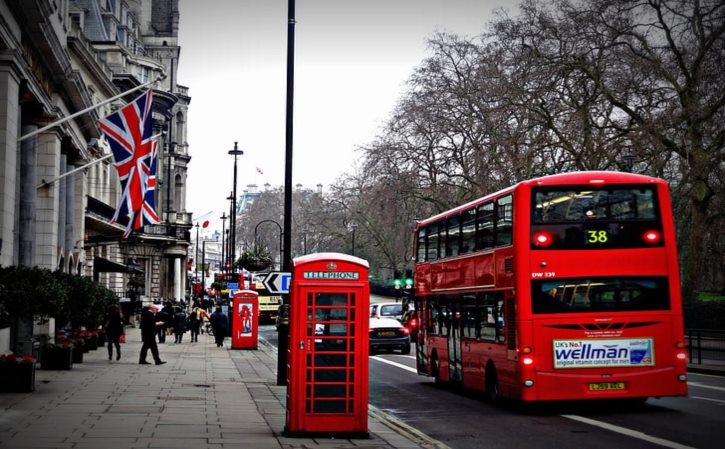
194;306;210;335
188;307;201;342
139;305;166;365
104;304;124;361
173;306;187;343
157;301;174;343
209;306;228;347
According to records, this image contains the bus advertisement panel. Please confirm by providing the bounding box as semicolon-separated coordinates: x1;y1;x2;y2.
413;171;688;403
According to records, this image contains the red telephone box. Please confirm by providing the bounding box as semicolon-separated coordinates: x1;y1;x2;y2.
285;253;370;437
232;290;258;349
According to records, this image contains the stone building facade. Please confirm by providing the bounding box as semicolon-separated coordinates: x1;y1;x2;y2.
0;0;191;350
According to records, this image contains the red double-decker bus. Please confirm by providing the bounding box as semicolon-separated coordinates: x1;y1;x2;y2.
413;171;688;402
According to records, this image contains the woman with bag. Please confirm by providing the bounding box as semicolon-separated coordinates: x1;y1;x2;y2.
104;304;125;361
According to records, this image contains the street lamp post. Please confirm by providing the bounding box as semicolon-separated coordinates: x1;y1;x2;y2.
194;223;200;284
254;219;283;271
226;192;234;271
201;240;206;303
228;142;244;274
220;212;227;275
350;223;357;256
279;0;297;386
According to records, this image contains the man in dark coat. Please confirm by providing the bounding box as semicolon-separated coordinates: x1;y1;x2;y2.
209;306;229;347
139;305;167;365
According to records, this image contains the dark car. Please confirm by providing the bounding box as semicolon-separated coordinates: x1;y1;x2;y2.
400;309;419;341
369;317;411;355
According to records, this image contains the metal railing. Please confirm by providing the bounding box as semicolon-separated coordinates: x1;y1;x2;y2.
686;329;725;365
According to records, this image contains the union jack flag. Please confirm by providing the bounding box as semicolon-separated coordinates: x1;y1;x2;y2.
98;89;160;238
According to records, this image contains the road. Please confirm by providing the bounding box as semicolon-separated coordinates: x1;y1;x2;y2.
260;323;725;449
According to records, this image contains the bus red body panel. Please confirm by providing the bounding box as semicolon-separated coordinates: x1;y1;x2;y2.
413;171;688;402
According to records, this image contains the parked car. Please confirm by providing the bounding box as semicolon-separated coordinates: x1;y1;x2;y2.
369;302;403;321
400;309;419;341
369;317;411;355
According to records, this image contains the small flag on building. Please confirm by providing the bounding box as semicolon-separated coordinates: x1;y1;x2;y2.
98;89;159;238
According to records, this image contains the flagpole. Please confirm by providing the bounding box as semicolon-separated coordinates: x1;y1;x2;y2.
18;74;166;143
35;132;164;189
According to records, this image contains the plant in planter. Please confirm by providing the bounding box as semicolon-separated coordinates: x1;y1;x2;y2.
40;341;73;370
70;337;84;363
0;354;36;392
239;246;273;272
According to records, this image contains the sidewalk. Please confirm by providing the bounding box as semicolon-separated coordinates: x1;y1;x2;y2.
0;329;433;449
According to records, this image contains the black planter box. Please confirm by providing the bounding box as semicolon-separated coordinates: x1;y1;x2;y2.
83;335;99;352
71;344;84;363
41;346;73;370
0;362;36;392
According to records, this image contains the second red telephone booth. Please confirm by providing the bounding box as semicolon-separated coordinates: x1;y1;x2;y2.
285;253;370;437
231;290;258;349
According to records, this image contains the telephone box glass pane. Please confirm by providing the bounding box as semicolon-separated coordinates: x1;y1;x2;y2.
315;292;348;306
315;308;348;322
313;400;346;413
314;369;346;382
314;338;348;351
314;384;346;398
315;354;347;367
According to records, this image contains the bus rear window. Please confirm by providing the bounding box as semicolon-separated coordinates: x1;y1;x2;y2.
531;186;662;249
532;277;670;314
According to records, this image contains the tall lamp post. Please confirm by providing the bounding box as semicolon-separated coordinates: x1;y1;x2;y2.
194;223;200;283
226;191;235;271
220;212;227;275
228;140;244;274
350;223;357;256
277;0;297;386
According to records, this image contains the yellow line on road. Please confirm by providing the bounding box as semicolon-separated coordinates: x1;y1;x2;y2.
369;404;453;449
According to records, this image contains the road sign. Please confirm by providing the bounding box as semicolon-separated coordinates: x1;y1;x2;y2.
227;282;239;289
263;272;292;294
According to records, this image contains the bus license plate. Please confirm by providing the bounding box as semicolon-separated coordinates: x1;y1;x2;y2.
588;382;625;391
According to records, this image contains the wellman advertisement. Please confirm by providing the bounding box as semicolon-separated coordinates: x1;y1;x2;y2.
553;338;654;369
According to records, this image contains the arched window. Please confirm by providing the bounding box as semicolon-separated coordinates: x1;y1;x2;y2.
175;111;184;144
175;174;183;212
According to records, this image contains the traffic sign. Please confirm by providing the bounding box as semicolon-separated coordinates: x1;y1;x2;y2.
263;272;292;294
227;282;239;289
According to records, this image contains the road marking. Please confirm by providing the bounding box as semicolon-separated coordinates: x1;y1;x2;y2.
688;381;725;392
691;396;725;405
371;356;418;373
369;404;452;449
562;415;697;449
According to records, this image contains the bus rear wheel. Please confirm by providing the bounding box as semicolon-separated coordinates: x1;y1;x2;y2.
485;365;499;404
431;355;443;385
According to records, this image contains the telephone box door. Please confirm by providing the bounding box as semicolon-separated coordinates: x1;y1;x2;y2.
232;290;258;349
286;254;369;436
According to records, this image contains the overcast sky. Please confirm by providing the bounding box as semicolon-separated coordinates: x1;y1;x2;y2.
177;0;515;234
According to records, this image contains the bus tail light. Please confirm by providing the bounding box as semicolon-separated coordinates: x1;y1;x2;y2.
642;230;662;244
532;232;554;248
675;341;686;350
521;346;533;354
522;357;535;366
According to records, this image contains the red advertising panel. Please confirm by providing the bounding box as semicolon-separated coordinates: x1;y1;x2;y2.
232;290;258;349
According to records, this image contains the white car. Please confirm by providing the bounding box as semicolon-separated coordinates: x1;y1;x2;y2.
370;302;403;321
